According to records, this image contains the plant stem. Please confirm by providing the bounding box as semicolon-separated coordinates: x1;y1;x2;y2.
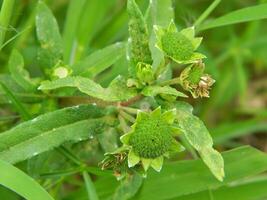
194;0;221;27
0;0;15;49
82;171;99;200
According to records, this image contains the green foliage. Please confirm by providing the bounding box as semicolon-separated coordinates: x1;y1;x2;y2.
0;0;267;199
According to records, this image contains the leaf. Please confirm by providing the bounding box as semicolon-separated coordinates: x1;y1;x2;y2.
0;159;54;200
135;146;267;200
127;0;152;76
199;4;267;31
176;103;224;181
113;173;143;200
72;42;126;77
175;176;267;200
8;50;36;92
36;1;63;69
142;85;187;98
39;76;137;102
0;105;105;164
212;117;267;145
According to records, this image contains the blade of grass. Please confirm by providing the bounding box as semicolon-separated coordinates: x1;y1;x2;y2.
0;82;31;120
62;0;86;64
199;3;267;31
0;0;15;50
194;0;221;27
82;171;99;200
0;159;54;200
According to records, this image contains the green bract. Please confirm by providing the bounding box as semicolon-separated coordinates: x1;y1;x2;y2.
136;62;154;85
154;20;206;64
120;107;184;172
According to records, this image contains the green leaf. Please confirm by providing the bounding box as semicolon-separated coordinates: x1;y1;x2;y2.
135;146;267;200
127;0;152;76
0;159;54;200
8;50;36;92
36;1;63;69
212;117;267;145
0;105;105;164
175;176;267;200
176;104;224;181
39;76;137;102
113;173;143;200
72;42;126;77
199;4;267;31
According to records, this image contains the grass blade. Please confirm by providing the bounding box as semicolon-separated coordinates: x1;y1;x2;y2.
0;0;15;49
199;4;267;31
194;0;221;27
82;171;99;200
0;159;54;200
0;82;31;120
71;42;126;77
62;0;86;64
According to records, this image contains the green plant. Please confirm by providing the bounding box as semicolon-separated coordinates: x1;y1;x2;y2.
0;0;267;200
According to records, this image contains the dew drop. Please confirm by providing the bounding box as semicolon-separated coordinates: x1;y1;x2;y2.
32;152;38;156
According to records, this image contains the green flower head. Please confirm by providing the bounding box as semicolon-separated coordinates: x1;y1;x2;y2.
120;107;184;172
154;20;206;64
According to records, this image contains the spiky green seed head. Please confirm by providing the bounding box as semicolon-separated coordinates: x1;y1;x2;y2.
154;21;206;64
120;107;184;172
161;32;194;62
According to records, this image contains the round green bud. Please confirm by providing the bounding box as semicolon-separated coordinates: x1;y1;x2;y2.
129;117;173;158
161;32;194;61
